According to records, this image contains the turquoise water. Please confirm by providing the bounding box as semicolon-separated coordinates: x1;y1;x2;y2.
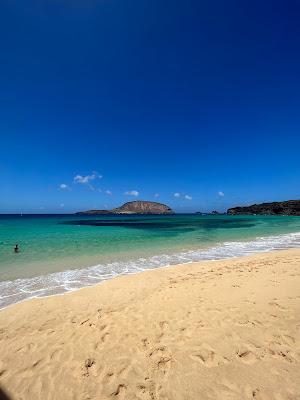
1;214;300;308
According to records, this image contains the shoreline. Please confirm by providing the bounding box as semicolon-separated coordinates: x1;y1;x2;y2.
1;230;300;310
0;246;297;314
1;246;299;312
0;248;299;399
0;248;282;313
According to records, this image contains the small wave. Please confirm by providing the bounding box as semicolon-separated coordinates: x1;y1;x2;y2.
1;231;300;309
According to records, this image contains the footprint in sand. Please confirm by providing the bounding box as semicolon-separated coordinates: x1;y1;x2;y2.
236;350;259;364
141;338;150;350
50;348;63;361
159;321;169;330
267;349;295;363
190;344;228;367
281;334;296;345
82;358;97;377
149;347;172;376
268;302;287;311
0;361;6;378
111;384;127;399
101;332;110;343
218;378;240;395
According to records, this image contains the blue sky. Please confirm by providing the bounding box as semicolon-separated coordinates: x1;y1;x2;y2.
1;0;300;213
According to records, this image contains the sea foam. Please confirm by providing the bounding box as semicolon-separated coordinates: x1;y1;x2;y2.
1;231;300;309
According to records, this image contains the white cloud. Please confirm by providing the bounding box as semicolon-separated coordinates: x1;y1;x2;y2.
60;203;65;208
218;191;225;197
154;193;159;198
59;183;70;190
174;192;192;200
74;172;102;184
105;190;112;195
124;190;139;196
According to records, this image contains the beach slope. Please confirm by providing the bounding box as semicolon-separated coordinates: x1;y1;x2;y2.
0;249;300;400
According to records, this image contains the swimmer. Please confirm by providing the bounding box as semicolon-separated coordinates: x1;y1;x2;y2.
14;244;19;253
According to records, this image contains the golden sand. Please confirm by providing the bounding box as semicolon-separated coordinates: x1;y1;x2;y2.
0;249;300;400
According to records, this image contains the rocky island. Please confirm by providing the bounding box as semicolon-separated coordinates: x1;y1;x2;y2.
76;200;174;215
227;199;300;216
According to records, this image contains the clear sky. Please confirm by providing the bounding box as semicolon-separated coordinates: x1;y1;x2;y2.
1;0;300;213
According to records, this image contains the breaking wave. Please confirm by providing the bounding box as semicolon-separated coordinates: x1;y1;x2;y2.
1;231;300;309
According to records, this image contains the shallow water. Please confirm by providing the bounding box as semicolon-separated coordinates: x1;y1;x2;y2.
1;214;300;308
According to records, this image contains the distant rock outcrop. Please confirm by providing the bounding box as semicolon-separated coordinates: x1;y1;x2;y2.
227;200;300;216
76;201;174;215
112;201;174;214
76;210;111;215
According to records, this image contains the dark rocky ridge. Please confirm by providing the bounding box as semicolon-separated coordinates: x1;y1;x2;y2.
76;201;174;215
227;200;300;216
76;210;111;215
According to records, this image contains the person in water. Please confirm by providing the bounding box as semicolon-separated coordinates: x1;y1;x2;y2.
14;244;19;253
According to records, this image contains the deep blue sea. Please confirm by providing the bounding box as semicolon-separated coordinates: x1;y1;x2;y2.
0;214;300;309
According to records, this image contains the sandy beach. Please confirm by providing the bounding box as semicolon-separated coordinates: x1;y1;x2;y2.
0;249;299;400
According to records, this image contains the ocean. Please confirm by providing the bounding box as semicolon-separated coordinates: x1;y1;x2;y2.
1;214;300;309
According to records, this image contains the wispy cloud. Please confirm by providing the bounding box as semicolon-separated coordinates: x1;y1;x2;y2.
74;172;102;184
59;183;70;190
154;193;159;198
60;203;65;208
174;192;192;200
105;190;112;195
218;191;225;197
124;190;139;197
